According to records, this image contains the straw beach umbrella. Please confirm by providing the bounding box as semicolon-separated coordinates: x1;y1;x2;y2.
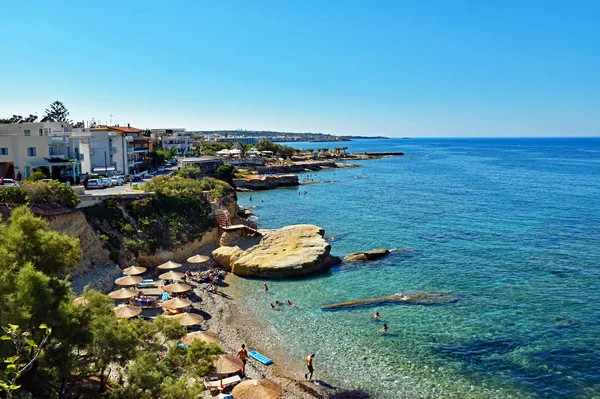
163;283;191;293
232;379;283;399
181;331;219;345
213;354;244;388
122;265;147;275
108;288;139;300
158;271;184;280
157;260;182;270
115;275;143;286
160;297;192;309
168;312;205;326
113;305;142;319
187;254;210;264
72;296;88;307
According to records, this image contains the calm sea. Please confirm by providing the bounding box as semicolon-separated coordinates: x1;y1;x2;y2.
232;138;600;398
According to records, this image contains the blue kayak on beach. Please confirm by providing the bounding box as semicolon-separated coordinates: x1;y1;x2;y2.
249;350;273;365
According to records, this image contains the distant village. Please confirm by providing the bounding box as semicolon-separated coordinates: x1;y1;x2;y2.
0;102;375;183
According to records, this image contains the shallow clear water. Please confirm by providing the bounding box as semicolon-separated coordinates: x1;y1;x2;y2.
232;138;600;398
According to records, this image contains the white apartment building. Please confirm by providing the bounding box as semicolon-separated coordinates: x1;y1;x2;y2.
161;134;191;155
72;129;127;175
0;121;83;182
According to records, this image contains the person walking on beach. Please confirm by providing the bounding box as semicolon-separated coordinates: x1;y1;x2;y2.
237;344;249;377
305;353;315;380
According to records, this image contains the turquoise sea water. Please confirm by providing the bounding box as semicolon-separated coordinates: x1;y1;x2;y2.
232;138;600;398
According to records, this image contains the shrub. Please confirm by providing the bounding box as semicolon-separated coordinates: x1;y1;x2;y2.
142;175;233;199
177;167;202;179
21;181;81;208
0;186;27;205
26;171;47;181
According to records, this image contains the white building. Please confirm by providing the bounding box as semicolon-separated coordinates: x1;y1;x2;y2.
0;120;83;182
161;134;191;155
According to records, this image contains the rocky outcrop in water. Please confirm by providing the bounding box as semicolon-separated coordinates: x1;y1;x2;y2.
212;224;341;278
343;248;389;262
321;292;461;310
233;174;299;191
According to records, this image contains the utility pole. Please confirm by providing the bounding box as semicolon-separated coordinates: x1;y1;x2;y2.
104;151;107;175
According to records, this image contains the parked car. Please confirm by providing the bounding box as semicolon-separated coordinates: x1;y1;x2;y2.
97;177;112;188
0;178;19;187
158;166;165;172
110;176;123;186
86;179;101;189
132;174;144;182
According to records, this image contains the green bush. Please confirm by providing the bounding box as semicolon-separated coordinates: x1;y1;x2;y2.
0;185;27;205
177;167;202;179
21;181;80;208
142;175;234;199
26;171;47;181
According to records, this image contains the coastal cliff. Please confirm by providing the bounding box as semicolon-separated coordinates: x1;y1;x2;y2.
212;224;341;278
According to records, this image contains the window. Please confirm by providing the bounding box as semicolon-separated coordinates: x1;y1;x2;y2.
27;147;37;156
24;129;31;136
39;128;43;136
49;146;54;155
0;148;8;155
44;128;51;134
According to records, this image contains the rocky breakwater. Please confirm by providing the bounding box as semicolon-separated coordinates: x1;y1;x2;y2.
212;224;341;278
233;174;299;191
322;291;462;310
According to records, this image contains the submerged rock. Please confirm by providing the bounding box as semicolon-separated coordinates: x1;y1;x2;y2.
212;224;341;278
321;291;461;310
343;248;390;262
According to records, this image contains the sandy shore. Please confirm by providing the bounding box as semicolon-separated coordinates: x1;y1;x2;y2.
197;272;360;398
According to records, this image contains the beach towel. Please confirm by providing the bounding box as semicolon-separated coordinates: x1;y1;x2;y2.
248;350;273;365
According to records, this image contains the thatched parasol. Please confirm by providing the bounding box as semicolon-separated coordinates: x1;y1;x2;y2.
232;379;283;399
181;331;219;345
157;260;182;270
160;297;192;309
114;275;143;286
158;271;184;280
213;354;244;388
122;265;147;275
108;288;139;300
163;283;191;293
113;305;142;319
168;312;204;326
187;254;210;264
72;296;88;307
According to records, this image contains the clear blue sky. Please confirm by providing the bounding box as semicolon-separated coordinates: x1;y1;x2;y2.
1;0;599;137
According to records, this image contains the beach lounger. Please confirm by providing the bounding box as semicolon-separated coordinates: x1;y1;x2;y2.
137;279;156;288
248;350;273;365
203;375;241;391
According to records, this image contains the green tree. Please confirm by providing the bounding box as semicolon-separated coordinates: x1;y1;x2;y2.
0;323;51;399
44;100;72;123
0;207;81;276
214;164;236;186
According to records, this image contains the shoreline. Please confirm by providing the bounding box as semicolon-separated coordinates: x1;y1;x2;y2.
199;273;354;398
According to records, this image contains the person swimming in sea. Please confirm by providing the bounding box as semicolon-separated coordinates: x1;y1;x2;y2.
370;312;380;320
287;300;297;308
264;283;268;292
270;303;279;310
379;323;388;333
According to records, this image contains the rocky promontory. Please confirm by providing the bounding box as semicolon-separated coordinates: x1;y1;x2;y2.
212;224;341;278
233;174;299;191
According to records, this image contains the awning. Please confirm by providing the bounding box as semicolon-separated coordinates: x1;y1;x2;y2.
92;166;117;172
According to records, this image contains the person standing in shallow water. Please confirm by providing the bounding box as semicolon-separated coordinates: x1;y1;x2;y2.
305;353;315;380
264;283;268;292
